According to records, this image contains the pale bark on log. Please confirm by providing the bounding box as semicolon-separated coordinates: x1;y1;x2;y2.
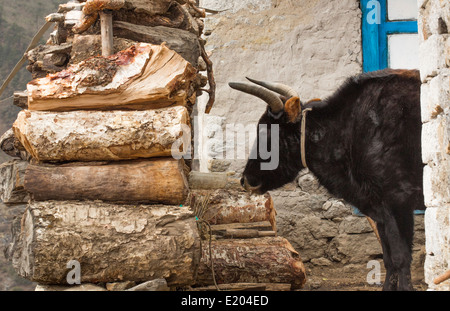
196;237;306;290
27;43;197;111
13;106;190;162
6;201;200;286
189;189;276;230
24;159;189;205
113;21;200;66
0;160;30;204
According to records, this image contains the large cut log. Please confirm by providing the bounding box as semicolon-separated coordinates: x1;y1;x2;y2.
196;237;306;290
113;21;200;66
12;106;190;162
189;189;276;230
5;201;200;286
24;159;189;205
0;160;30;204
27;43;197;111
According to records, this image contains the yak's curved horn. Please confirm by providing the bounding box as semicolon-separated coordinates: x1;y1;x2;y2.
246;77;299;98
229;82;284;113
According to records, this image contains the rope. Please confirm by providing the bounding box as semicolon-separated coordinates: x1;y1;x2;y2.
300;108;312;168
0;96;14;105
0;21;53;100
190;192;220;291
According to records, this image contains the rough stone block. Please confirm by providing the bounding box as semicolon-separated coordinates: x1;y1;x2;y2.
423;161;450;207
421;114;450;165
419;34;449;81
424;205;450;290
420;70;450;123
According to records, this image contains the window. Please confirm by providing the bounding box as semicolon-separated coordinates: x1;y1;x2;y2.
361;0;419;72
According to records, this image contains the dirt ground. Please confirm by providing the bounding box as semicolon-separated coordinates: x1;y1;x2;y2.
299;263;428;291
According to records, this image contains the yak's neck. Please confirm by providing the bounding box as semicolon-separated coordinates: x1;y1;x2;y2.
300;97;356;199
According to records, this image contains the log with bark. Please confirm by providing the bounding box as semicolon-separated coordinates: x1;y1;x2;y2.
26;43;197;111
24;159;189;205
188;189;276;230
196;237;306;290
26;43;73;79
5;201;201;286
0;129;29;160
0;160;30;204
113;21;200;66
13;106;190;162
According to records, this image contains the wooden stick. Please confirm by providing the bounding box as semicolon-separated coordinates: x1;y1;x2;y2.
100;10;114;56
434;269;450;285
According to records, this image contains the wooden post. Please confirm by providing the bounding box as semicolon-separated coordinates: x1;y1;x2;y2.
100;10;114;57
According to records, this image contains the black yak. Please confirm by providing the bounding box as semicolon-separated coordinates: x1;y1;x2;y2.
229;69;424;291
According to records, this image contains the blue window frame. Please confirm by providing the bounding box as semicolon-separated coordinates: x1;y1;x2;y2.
361;0;418;72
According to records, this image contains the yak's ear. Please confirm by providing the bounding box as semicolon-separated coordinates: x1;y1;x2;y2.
284;96;301;123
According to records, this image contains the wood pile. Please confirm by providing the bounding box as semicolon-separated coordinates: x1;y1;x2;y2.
1;0;305;291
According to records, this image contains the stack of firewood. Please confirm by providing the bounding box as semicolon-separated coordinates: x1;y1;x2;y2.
0;0;306;291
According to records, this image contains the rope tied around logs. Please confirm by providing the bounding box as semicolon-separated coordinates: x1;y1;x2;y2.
189;192;220;291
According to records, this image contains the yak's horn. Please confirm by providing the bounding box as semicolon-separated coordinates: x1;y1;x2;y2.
246;77;299;99
229;82;284;113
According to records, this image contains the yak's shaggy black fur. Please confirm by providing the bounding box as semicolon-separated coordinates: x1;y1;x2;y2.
240;69;424;290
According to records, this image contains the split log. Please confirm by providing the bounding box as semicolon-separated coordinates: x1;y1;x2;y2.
13;106;190;162
189;189;276;230
196;237;306;290
24;159;189;205
113;21;200;66
27;43;197;111
0;160;29;204
6;201;200;286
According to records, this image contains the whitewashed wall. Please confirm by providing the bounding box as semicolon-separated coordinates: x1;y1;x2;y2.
418;0;450;291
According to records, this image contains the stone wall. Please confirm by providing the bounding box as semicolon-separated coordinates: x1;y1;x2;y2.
418;0;450;291
197;0;426;289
